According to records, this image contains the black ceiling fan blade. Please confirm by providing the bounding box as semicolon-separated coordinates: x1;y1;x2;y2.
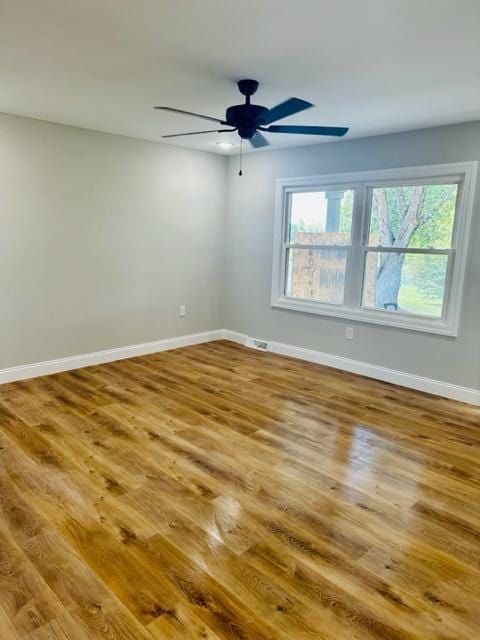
263;125;349;137
162;129;235;139
155;106;227;125
259;98;313;126
249;132;270;148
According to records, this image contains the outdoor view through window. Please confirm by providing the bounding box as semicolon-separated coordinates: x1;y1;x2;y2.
285;184;458;318
286;190;353;305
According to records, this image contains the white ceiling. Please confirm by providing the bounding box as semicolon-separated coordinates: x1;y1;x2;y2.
1;0;480;154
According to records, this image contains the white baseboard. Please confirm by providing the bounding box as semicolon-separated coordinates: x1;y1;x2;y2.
2;328;479;406
222;330;480;406
0;330;223;385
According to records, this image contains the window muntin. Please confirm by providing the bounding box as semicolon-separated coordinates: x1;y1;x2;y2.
272;163;477;336
285;189;354;305
361;182;458;318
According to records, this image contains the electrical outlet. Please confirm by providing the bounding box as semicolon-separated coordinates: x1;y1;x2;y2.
178;305;186;318
345;327;354;340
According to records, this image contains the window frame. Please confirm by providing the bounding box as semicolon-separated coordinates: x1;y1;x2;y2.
271;162;477;336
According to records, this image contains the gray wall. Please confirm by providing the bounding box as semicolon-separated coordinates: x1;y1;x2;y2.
0;113;227;369
2;113;479;390
224;122;480;390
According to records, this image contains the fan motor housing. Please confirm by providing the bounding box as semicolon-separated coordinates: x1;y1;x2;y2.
225;104;269;139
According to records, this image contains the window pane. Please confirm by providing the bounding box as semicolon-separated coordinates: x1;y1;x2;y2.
368;184;458;249
289;189;354;245
285;248;347;304
362;252;449;318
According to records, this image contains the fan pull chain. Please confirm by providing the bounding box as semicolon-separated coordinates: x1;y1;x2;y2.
238;139;243;176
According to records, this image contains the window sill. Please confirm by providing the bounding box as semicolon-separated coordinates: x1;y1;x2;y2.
271;296;457;337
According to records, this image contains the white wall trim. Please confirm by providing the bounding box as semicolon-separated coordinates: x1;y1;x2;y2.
0;330;223;385
222;330;480;406
2;328;478;406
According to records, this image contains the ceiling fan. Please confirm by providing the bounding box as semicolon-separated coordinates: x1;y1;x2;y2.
155;79;349;149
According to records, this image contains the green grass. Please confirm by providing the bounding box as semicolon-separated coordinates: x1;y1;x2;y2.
398;284;443;317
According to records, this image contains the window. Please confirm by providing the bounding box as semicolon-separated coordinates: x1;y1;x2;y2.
271;162;477;335
285;190;354;305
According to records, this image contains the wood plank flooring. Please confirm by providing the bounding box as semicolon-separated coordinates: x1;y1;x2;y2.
0;339;479;639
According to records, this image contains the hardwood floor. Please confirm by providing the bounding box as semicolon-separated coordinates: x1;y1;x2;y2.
0;340;479;639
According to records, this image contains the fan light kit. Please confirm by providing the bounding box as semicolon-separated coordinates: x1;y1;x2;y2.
155;79;349;175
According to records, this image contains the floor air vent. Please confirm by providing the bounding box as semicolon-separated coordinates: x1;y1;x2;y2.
245;337;269;351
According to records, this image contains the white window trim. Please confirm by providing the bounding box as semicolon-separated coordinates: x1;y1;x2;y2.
271;161;478;337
